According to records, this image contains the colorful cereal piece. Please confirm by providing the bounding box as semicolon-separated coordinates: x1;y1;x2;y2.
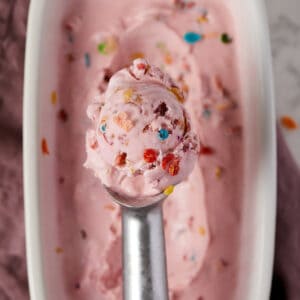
199;145;214;155
66;53;75;62
197;15;208;23
55;247;64;254
104;204;116;211
170;87;185;103
130;52;145;60
163;185;174;196
183;32;203;44
281;115;298;130
98;43;106;54
162;153;175;170
80;229;87;240
100;123;107;132
115;152;127;166
58;109;68;122
123;88;134;102
221;33;233;44
41;138;50;155
168;159;180;176
215;166;223;178
158;128;169;140
84;53;91;67
198;226;206;236
51;91;57;105
113;112;133;132
164;53;173;64
154;102;168;116
144;149;158;163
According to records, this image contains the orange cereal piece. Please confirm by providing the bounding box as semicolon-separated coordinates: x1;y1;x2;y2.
41;138;50;155
131;52;145;60
198;226;206;236
113;112;134;132
55;247;64;254
104;204;116;211
115;152;127;166
197;16;208;23
215;166;223;179
51;91;57;105
280;116;298;130
164;53;173;65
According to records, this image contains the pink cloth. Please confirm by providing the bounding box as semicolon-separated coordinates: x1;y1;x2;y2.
0;0;29;299
0;0;298;299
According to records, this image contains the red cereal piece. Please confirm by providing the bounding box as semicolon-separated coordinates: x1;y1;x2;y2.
199;145;214;155
162;153;175;170
110;225;117;235
144;149;158;163
66;53;75;62
168;158;180;176
41;138;49;155
58;109;68;122
58;177;65;184
281;115;298;130
115;152;127;166
137;63;146;70
162;153;180;176
90;139;98;150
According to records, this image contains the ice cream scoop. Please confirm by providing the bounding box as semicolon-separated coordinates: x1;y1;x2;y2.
85;59;199;300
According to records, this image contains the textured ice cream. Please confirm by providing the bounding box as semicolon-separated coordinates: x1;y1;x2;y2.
85;59;199;200
44;1;244;300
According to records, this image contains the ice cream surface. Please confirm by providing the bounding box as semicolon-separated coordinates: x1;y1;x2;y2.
44;0;244;300
85;58;199;201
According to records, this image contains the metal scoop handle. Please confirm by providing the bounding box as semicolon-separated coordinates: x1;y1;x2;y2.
122;203;169;300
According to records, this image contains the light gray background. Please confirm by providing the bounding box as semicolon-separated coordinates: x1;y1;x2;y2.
266;0;300;165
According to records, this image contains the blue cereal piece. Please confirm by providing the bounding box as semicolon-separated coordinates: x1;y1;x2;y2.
158;128;169;141
183;32;203;44
84;53;91;67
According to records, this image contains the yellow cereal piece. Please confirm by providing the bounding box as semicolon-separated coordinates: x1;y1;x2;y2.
101;115;108;123
106;36;118;53
169;87;185;103
51;91;57;105
123;88;134;102
197;16;208;23
163;185;174;196
198;226;206;236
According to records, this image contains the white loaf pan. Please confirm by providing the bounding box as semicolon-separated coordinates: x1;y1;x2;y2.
23;0;277;299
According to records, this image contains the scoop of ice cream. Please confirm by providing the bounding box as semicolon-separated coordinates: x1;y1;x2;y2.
85;59;199;200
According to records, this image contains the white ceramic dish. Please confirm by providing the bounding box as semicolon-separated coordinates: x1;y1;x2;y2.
23;0;276;299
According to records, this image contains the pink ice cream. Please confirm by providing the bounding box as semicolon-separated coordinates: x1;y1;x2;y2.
42;1;244;300
85;59;199;201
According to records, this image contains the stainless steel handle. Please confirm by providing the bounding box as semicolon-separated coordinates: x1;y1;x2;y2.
122;203;169;300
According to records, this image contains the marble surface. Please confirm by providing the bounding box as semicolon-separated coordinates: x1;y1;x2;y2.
266;0;300;166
